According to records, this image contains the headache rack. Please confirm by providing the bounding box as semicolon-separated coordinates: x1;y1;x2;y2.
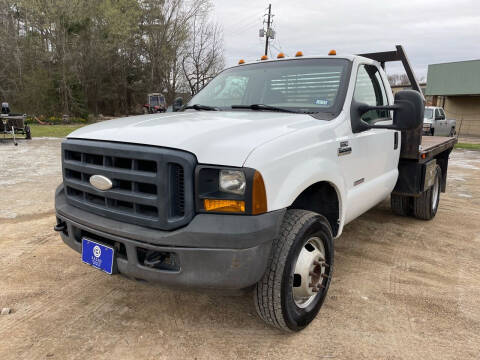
358;45;425;159
358;45;457;197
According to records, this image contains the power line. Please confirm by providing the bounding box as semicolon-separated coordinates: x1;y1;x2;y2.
227;17;261;35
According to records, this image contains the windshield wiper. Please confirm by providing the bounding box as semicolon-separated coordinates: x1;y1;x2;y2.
184;104;220;111
231;104;298;113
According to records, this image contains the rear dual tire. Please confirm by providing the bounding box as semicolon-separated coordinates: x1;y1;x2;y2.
391;194;411;216
413;164;441;220
391;164;442;220
254;209;334;332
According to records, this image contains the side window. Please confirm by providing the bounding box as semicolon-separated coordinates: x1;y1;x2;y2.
354;65;389;123
435;108;441;119
439;108;445;118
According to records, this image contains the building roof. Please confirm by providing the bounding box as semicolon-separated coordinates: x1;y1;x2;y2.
426;59;480;96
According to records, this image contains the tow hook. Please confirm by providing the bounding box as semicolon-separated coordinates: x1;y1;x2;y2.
144;250;167;268
54;221;67;232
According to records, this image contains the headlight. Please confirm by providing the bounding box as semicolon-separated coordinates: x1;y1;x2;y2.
219;170;246;195
196;166;267;215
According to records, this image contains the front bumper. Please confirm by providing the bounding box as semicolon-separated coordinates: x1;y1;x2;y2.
55;185;285;290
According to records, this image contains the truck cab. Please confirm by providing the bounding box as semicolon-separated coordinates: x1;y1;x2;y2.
55;46;455;332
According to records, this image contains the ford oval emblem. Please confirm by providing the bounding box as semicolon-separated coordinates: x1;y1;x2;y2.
89;175;113;191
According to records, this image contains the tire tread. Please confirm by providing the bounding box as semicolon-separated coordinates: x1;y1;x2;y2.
254;209;330;331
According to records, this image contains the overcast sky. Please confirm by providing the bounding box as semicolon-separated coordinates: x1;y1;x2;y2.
212;0;479;79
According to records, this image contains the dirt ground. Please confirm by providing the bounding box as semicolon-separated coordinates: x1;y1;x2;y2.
1;138;479;360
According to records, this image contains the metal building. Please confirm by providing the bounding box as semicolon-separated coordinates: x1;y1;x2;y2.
426;60;480;136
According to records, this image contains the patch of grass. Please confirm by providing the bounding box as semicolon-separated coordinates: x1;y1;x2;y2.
455;142;480;150
29;124;86;138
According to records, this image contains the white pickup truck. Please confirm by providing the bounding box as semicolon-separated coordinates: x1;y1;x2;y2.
54;46;456;332
423;106;456;136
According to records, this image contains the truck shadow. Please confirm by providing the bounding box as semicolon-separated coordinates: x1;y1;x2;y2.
91;199;401;335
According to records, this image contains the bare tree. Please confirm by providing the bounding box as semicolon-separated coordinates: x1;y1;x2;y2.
0;0;223;117
181;13;224;96
388;73;410;86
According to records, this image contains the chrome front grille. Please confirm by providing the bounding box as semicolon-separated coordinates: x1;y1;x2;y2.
62;139;195;230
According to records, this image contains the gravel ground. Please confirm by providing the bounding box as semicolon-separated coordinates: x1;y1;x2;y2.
0;138;479;360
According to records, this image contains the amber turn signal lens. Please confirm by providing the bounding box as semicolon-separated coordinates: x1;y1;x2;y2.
277;52;285;59
252;171;267;215
328;49;337;56
295;51;303;57
204;199;245;213
261;55;268;61
238;59;245;64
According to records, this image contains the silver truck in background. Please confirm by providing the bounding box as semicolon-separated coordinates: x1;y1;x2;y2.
423;106;456;137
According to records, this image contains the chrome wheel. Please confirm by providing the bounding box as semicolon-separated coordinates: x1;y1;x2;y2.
432;169;440;211
292;236;328;308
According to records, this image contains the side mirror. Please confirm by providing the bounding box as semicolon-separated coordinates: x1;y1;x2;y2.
351;90;424;133
172;97;183;112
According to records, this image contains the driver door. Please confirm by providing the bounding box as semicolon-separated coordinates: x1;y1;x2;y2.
344;64;399;223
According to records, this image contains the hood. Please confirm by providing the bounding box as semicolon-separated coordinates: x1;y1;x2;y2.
68;111;324;166
423;118;433;124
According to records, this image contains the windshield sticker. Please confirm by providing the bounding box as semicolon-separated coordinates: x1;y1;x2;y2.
314;99;329;106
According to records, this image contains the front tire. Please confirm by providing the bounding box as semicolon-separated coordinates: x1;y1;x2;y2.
254;209;334;332
413;165;441;220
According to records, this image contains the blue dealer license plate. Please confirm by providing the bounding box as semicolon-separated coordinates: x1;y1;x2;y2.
81;238;115;274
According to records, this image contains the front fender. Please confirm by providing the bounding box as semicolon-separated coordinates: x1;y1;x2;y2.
272;158;345;211
250;154;347;236
243;117;350;237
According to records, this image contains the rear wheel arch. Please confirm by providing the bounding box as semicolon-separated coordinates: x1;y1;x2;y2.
288;181;341;237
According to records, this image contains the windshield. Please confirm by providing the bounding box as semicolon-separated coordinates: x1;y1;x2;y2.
424;108;434;119
150;95;165;106
188;58;351;114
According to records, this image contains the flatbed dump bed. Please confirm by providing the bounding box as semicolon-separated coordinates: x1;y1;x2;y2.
394;135;456;197
420;136;457;160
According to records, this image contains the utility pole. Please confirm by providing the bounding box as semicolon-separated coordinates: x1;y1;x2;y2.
264;4;272;56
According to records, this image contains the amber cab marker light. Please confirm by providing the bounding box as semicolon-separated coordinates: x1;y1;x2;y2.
277;52;285;59
238;59;245;65
260;55;268;61
295;51;303;57
252;171;268;215
328;49;337;56
204;199;245;213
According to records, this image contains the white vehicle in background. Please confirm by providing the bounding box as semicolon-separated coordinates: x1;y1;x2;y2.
423;106;456;137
